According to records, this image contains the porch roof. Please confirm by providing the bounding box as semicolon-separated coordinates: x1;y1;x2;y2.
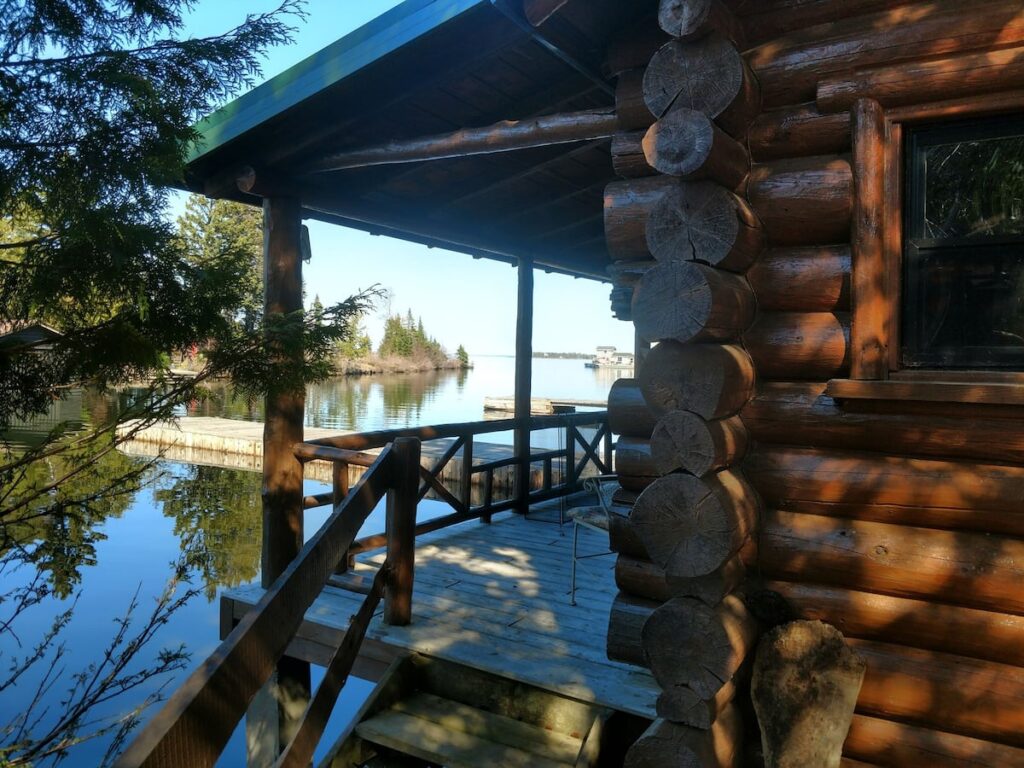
184;0;653;280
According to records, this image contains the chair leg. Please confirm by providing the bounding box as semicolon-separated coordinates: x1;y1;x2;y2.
570;522;579;606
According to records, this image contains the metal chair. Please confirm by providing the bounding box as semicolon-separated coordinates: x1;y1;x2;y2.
568;474;619;606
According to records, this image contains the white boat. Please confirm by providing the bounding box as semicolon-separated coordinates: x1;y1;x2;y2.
585;346;634;369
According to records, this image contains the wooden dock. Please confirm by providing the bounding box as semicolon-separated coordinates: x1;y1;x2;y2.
116;417;576;492
483;396;607;414
221;508;659;719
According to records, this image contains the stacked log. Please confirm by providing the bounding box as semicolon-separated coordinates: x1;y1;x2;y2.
602;6;766;765
704;1;1024;762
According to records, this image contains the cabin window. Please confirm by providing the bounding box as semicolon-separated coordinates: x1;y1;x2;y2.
902;117;1024;369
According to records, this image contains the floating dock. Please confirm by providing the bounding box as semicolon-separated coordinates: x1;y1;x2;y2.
483;396;606;414
116;417;570;492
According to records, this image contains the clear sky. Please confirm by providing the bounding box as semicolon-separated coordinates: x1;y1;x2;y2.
177;0;635;357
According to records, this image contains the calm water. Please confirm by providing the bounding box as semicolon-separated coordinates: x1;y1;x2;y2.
0;357;629;766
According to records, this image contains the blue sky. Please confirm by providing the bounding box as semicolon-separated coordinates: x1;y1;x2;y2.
176;1;634;357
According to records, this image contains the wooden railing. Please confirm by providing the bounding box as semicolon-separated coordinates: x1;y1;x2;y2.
115;411;610;767
297;411;611;558
113;438;421;768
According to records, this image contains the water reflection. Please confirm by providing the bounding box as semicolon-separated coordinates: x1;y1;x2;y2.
155;465;263;600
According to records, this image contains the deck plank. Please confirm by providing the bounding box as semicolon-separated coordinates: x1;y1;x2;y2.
222;511;659;719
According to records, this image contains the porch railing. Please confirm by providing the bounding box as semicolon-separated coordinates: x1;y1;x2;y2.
299;410;612;546
114;411;611;767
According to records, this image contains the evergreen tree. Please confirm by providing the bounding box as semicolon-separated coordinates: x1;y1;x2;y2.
0;3;390;763
456;344;470;368
176;195;264;325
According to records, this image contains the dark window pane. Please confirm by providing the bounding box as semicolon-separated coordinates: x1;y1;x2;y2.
924;134;1024;239
903;243;1024;368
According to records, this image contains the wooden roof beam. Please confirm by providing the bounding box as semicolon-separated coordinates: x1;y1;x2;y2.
300;107;619;174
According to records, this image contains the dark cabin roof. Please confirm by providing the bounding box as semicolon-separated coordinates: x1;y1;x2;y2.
0;323;63;354
184;0;653;281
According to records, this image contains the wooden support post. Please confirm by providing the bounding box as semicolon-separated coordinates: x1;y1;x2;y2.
850;98;887;379
514;257;534;514
261;196;305;585
260;196;310;758
332;461;351;575
385;437;420;626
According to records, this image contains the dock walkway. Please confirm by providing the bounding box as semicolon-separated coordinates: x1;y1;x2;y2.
222;509;659;719
117;417;574;490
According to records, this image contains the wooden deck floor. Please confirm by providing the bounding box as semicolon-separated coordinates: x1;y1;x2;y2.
222;509;659;719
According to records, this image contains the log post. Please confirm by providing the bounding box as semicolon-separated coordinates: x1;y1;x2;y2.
850;98;887;379
384;437;420;626
632;260;757;344
513;257;534;515
261;195;311;757
262;196;305;585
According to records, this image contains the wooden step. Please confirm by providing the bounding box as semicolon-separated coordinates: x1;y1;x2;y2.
393;692;585;762
355;695;579;768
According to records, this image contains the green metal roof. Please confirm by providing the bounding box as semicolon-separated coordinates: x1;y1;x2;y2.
191;0;487;161
182;0;642;280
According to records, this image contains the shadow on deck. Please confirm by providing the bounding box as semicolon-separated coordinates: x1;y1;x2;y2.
221;507;659;720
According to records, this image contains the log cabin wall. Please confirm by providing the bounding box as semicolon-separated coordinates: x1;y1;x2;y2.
601;1;1024;766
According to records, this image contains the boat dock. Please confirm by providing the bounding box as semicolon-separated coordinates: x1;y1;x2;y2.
483;396;607;414
116;417;586;492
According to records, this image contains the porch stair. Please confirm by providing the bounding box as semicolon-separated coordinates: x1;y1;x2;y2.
323;653;614;767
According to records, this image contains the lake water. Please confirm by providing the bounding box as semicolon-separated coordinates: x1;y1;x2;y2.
0;357;630;766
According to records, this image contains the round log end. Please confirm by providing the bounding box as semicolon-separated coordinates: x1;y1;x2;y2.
632;471;756;578
652;411;715;476
646;181;763;271
638;340;755;419
633;260;755;345
644;35;746;121
643;109;715;178
658;0;713;39
642;595;750;698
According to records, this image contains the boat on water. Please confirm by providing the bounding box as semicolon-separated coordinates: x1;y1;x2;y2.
585;346;634;369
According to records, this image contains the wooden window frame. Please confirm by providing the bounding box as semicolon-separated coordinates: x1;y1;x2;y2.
828;91;1024;405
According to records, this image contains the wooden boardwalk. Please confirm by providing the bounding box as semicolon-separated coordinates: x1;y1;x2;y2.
117;417;571;490
222;509;659;719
